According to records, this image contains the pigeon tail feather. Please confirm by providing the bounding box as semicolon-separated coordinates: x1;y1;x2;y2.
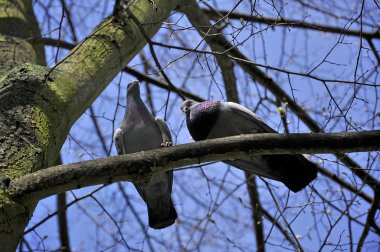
148;200;177;229
266;155;318;192
282;173;317;192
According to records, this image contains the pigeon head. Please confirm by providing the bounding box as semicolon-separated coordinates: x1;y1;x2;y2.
181;100;221;141
181;100;198;114
127;80;140;97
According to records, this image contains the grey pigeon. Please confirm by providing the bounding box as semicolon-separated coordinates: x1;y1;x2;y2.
181;100;318;192
114;81;177;229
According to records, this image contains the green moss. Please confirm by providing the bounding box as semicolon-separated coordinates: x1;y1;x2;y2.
0;8;25;20
0;190;12;205
31;107;50;148
5;147;39;179
49;70;78;104
0;64;67;178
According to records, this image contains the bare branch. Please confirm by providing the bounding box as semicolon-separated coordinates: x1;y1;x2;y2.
367;39;380;65
246;175;266;252
55;156;71;252
356;193;380;251
57;193;71;252
318;165;374;205
123;67;204;102
202;8;380;40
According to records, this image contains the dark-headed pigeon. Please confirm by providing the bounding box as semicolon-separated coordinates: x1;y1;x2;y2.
181;100;318;192
114;81;177;229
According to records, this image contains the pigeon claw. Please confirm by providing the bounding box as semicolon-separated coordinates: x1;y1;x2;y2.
160;142;172;148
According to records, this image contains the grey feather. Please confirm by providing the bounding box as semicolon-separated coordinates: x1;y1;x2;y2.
181;99;318;192
155;117;172;143
114;81;177;229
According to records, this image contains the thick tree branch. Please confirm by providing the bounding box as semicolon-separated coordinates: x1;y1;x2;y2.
246;175;266;252
180;1;238;102
367;39;380;65
8;130;380;202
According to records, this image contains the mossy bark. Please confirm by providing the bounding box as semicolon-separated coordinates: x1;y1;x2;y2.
0;0;180;250
0;1;47;249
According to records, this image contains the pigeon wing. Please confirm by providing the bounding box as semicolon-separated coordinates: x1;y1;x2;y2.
155;117;173;143
113;128;125;155
224;102;276;133
216;102;317;192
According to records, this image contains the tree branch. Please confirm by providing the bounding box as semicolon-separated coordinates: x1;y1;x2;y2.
356;192;379;251
123;67;204;101
246;175;266;252
8;130;380;202
57;192;71;252
55;156;71;252
202;8;380;40
317;165;374;205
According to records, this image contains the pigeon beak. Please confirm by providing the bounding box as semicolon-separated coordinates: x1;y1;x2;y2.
181;100;195;113
127;80;139;90
180;105;187;113
127;80;140;92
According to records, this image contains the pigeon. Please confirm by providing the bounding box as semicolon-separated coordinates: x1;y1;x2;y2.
181;100;318;192
114;80;177;229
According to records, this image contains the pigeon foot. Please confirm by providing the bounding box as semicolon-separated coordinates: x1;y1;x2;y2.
160;142;172;148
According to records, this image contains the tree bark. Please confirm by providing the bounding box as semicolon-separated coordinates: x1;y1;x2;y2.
0;0;46;249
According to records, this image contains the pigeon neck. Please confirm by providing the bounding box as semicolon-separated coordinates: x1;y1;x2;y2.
123;94;151;123
187;101;220;141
